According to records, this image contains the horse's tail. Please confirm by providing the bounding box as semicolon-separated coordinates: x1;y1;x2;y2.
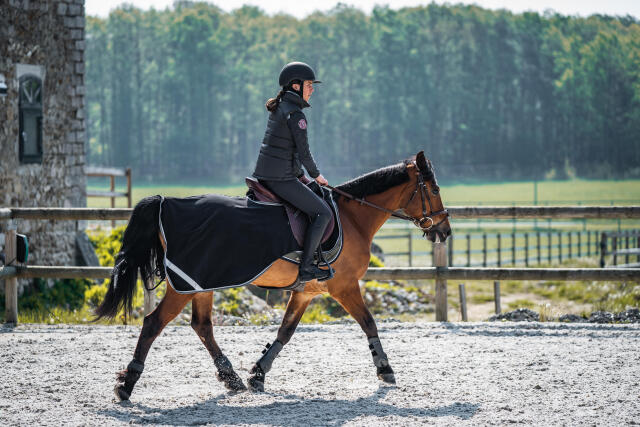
94;195;165;321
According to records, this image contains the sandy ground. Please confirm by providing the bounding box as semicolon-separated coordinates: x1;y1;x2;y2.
1;321;639;426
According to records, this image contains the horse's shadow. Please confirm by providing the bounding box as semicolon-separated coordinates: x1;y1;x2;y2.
98;385;479;425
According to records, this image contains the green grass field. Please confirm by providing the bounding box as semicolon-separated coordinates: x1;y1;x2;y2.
87;178;640;208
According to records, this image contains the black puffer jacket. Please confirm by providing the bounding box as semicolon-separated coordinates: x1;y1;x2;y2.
252;91;320;180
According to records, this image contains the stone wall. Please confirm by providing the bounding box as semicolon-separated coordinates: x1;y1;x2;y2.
0;0;86;289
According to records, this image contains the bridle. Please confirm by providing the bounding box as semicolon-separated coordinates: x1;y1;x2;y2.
327;161;449;236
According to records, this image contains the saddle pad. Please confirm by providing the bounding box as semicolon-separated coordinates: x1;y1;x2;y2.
159;192;343;294
246;178;335;247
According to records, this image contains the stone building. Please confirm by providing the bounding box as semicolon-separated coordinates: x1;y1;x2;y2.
0;0;87;285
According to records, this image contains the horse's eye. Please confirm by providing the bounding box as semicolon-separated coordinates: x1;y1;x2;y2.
432;187;440;195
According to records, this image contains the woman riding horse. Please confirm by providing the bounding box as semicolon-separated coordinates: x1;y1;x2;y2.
253;61;331;284
94;102;451;400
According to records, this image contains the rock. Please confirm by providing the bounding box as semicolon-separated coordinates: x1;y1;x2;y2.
614;308;640;323
489;308;540;322
589;311;615;324
559;314;588;323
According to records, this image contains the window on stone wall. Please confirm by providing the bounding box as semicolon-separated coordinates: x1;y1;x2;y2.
19;74;43;163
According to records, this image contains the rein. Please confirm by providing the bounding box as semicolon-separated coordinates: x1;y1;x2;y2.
326;162;449;234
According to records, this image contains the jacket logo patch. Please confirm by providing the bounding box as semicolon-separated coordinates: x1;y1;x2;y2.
298;119;307;130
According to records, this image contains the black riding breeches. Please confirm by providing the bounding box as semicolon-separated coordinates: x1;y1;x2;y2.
261;179;332;225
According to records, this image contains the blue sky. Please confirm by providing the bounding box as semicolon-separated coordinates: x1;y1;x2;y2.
85;0;640;19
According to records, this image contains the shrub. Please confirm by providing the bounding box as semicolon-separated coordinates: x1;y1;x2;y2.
369;254;384;267
17;278;91;312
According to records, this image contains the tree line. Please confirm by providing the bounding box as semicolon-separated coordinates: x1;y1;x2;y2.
85;2;640;183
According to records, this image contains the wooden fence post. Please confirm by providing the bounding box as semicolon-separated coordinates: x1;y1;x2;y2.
493;281;501;314
126;167;132;208
458;283;467;321
525;233;529;267
482;233;487;267
625;232;629;265
511;232;516;265
577;232;581;257
637;236;640;265
536;232;541;264
466;234;471;267
558;232;563;263
407;232;413;267
433;241;448;322
612;236;617;266
4;227;18;324
600;232;607;268
568;232;572;259
548;232;552;263
587;231;591;256
448;234;454;267
497;233;501;267
110;174;116;228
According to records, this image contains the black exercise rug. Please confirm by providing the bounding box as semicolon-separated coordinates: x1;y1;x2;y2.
159;191;342;294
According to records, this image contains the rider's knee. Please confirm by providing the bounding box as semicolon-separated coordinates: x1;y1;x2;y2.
314;205;332;227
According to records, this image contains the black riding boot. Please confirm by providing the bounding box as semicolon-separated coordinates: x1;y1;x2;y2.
299;213;331;282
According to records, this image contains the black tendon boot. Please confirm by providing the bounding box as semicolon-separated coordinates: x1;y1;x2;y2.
299;213;331;282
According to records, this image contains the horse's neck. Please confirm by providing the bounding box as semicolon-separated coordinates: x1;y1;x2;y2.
338;183;409;243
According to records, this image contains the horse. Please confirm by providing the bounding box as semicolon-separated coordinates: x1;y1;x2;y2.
95;151;451;400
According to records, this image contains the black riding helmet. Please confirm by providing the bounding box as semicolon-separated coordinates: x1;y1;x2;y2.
279;62;321;97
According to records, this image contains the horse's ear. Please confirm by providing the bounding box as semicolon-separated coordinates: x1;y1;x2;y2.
416;151;427;170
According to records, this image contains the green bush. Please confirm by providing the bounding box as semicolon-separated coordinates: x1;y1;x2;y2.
1;278;92;313
369;254;384;267
87;225;126;266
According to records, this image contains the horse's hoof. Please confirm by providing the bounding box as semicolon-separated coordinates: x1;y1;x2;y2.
378;372;396;384
377;365;396;385
114;384;130;401
217;371;247;392
247;375;265;392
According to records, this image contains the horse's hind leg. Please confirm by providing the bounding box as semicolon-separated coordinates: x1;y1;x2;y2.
330;281;396;384
248;290;314;392
115;285;193;401
191;292;246;392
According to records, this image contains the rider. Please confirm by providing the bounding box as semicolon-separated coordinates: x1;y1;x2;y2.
252;61;332;283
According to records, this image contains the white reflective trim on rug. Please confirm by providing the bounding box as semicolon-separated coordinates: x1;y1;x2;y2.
165;258;204;291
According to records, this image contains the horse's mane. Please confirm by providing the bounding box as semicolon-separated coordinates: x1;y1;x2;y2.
335;157;436;200
335;160;410;199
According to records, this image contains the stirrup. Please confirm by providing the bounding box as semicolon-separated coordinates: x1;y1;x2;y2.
298;246;335;283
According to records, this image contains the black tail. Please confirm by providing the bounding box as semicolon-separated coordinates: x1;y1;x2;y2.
94;195;165;321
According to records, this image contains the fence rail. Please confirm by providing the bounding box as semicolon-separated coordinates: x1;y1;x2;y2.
3;265;638;282
374;229;638;268
1;206;639;221
2;205;640;323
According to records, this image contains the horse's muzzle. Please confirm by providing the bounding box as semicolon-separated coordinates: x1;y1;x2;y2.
426;225;451;243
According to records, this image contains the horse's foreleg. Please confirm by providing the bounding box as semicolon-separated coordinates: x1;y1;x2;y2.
330;282;396;384
115;285;193;401
191;292;246;392
248;290;314;392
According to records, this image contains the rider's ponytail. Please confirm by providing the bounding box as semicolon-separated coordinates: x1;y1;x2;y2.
266;89;285;112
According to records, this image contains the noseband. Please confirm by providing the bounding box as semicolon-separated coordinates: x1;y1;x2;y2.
327;161;449;236
398;162;449;235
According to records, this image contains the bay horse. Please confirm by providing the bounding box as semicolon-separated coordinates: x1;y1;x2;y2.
95;151;451;400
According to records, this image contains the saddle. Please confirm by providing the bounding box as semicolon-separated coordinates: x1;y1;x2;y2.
245;176;335;247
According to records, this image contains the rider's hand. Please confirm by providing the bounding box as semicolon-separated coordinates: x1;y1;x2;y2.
315;174;329;186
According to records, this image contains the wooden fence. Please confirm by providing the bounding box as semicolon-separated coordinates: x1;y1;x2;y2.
600;230;640;268
375;229;638;267
86;166;131;227
1;206;640;323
